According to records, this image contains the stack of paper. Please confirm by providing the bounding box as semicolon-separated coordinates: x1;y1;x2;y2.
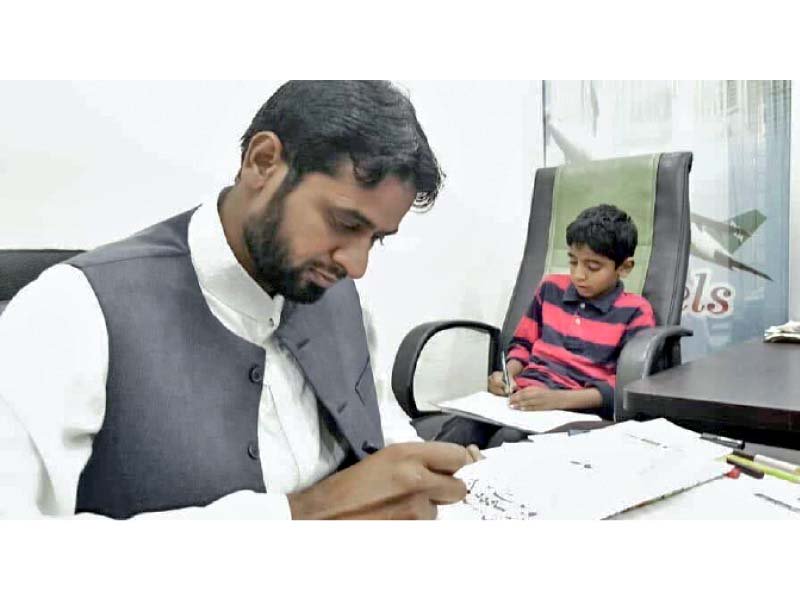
436;391;600;433
764;320;800;343
442;419;732;520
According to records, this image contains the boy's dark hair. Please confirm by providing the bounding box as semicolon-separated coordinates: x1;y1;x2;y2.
566;204;638;266
240;80;444;210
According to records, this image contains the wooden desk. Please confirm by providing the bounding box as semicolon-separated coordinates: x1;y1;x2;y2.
624;338;800;449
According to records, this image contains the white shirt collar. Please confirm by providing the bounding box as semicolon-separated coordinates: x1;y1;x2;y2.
188;196;284;328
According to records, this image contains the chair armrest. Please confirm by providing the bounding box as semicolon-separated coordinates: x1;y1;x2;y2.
391;320;501;418
614;326;693;422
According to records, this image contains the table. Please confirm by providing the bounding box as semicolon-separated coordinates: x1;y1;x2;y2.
624;338;800;449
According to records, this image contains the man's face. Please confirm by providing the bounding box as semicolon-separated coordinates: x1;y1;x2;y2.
567;243;631;300
243;163;415;303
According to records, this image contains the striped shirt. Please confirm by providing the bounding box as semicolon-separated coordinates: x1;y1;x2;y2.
507;274;655;419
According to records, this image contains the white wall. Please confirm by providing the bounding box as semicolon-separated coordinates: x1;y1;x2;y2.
0;81;284;248
0;81;544;409
364;81;543;407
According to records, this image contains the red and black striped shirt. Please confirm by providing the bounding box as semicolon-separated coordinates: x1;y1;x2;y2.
507;274;655;419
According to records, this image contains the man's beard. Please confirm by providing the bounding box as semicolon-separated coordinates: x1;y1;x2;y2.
243;190;345;304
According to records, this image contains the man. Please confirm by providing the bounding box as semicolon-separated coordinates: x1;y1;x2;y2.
0;80;477;519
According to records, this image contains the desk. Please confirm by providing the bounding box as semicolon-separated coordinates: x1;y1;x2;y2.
624;338;800;449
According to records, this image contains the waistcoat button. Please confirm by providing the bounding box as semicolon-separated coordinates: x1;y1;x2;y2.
362;441;379;454
247;442;260;460
249;365;263;384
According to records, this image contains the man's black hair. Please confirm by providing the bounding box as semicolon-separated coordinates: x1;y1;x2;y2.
566;204;638;266
240;80;443;209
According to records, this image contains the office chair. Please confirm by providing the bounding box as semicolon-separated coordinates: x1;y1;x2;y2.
0;250;84;316
392;153;694;439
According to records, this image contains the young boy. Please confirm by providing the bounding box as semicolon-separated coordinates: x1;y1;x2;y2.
436;204;655;448
490;202;655;420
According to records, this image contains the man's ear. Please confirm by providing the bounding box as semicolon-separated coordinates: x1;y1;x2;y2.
618;257;635;278
239;132;285;189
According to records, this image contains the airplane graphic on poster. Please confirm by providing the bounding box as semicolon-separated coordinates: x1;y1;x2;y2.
690;210;771;281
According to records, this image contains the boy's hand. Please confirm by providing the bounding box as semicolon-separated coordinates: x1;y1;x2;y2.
488;371;516;397
508;387;565;411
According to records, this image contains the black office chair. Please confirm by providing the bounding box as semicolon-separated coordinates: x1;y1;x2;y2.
0;250;84;316
392;152;694;439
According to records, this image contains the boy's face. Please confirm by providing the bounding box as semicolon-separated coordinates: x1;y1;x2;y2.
567;243;634;299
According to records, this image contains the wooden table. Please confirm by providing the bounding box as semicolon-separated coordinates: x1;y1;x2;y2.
624;338;800;449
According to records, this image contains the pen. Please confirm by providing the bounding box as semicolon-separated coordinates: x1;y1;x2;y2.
501;350;512;398
700;432;745;450
725;454;800;484
732;449;800;475
725;457;764;479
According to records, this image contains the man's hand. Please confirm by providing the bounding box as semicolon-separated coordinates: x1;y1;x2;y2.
287;442;476;520
465;444;483;463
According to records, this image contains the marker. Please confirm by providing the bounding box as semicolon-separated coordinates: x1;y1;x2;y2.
725;454;800;484
725;457;764;479
700;433;745;450
732;449;800;475
724;467;741;480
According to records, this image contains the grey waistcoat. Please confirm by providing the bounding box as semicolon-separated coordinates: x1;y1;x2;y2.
70;209;384;519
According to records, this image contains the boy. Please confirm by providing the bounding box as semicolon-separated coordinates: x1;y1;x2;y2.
437;204;655;448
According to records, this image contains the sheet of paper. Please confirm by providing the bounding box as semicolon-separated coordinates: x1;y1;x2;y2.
437;391;600;433
750;477;800;514
615;475;800;520
588;417;733;461
449;418;731;520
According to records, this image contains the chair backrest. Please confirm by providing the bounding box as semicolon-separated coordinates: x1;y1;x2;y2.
500;152;692;351
0;249;84;316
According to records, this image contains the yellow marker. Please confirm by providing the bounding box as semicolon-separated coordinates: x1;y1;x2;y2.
726;454;800;484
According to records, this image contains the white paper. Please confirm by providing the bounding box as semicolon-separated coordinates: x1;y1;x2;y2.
615;475;800;520
749;477;800;514
437;391;600;433
450;418;731;520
